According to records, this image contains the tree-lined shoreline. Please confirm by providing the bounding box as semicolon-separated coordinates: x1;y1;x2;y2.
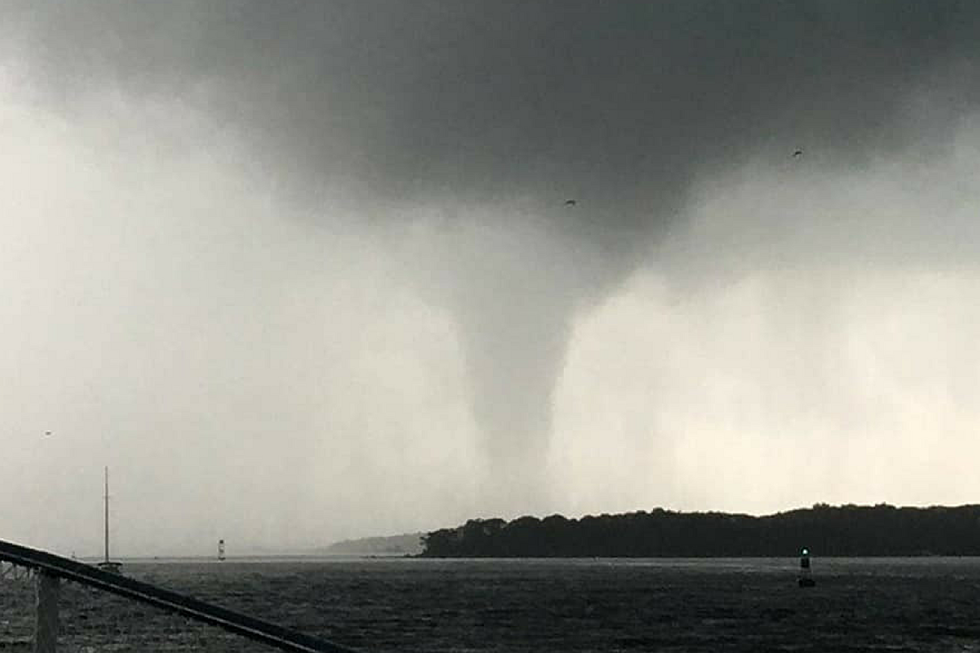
420;504;980;558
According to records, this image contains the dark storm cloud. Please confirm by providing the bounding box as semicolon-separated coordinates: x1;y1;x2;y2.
7;1;979;241
4;1;980;514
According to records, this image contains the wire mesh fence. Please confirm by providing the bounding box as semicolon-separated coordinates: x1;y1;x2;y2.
0;561;35;650
0;555;353;653
1;563;287;652
58;580;274;653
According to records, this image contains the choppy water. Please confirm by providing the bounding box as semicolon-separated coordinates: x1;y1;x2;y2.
4;557;980;651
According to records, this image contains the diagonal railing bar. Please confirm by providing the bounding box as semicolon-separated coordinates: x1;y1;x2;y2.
0;539;358;653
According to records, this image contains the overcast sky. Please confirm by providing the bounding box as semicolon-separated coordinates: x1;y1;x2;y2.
2;1;980;556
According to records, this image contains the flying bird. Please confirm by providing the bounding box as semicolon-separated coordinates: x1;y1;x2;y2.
564;199;577;207
792;149;804;158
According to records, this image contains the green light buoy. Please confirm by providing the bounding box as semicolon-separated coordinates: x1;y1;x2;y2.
798;546;815;587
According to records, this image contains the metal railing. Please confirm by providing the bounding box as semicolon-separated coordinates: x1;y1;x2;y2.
0;539;358;653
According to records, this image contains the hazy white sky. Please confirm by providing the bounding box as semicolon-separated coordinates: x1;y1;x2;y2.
2;2;980;556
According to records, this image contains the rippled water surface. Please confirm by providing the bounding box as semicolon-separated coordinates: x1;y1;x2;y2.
4;557;980;651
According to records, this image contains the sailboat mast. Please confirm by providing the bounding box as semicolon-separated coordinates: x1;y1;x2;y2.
104;466;109;563
96;465;123;573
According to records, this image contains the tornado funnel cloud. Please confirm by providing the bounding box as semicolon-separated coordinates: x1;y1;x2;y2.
456;292;573;512
409;216;603;514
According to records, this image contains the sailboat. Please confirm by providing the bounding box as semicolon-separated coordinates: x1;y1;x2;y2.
96;466;123;574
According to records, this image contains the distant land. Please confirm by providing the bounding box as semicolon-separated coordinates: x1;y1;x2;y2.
324;532;424;556
420;504;980;557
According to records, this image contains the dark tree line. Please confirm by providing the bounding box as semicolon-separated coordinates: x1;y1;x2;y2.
420;504;980;557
